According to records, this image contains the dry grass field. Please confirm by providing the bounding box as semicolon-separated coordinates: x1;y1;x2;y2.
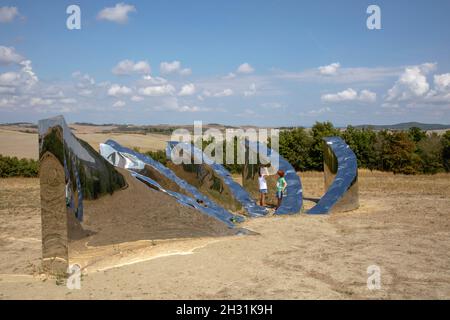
0;170;449;299
0;128;170;160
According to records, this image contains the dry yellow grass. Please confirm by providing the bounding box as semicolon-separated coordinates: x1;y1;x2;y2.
0;129;39;160
0;171;449;299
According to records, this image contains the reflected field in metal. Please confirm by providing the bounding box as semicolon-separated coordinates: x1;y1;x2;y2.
100;140;242;226
39;116;127;273
308;137;359;214
242;140;303;215
166;141;267;217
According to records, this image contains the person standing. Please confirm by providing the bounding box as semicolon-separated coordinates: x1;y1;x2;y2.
275;170;287;210
258;168;268;206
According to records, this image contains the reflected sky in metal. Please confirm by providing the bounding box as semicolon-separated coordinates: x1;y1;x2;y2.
244;140;303;215
166;141;268;217
308;137;358;214
101;140;242;227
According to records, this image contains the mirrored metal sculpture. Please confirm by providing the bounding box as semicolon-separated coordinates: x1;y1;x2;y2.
308;137;359;214
39;116;240;274
99;140;243;226
39;116;126;273
242;140;303;215
166;141;267;217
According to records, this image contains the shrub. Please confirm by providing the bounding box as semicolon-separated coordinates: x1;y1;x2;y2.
0;155;39;178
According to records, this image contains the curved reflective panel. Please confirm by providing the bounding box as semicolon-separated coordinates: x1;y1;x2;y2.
39;116;127;273
242;140;303;215
308;136;359;214
166;141;267;217
100;140;243;226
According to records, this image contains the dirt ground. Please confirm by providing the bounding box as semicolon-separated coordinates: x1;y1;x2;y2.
0;170;449;299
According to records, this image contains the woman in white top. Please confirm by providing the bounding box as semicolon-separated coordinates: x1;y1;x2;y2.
258;167;268;206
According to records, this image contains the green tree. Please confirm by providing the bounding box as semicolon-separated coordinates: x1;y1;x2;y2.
416;133;444;174
408;127;427;143
309;122;341;171
442;130;450;172
342;126;377;169
279;127;313;171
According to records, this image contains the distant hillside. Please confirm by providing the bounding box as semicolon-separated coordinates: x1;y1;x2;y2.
353;122;450;131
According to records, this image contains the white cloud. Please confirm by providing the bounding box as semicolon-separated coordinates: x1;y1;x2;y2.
261;102;283;109
308;107;331;115
97;3;136;24
19;60;38;86
130;95;144;102
0;86;15;94
160;61;191;75
113;100;126;108
276;66;402;85
141;75;167;84
139;84;175;96
108;84;132;97
72;71;95;85
318;62;341;76
178;83;196;96
386;63;436;101
237;63;254;74
321;88;377;103
0;72;20;85
223;72;236;79
177;105;201;112
0;46;24;65
0;6;19;23
434;73;450;92
30;97;53;106
112;59;150;75
214;88;233;97
60;98;77;104
244;83;256;97
358;89;377;103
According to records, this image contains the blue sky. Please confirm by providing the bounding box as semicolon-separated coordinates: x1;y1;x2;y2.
0;0;449;126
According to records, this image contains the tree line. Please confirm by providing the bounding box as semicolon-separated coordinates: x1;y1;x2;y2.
279;122;450;175
1;122;449;178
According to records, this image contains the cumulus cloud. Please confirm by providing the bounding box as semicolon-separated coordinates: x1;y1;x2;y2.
141;75;167;84
160;61;191;76
223;72;236;79
138;84;175;96
97;3;136;24
113;100;126;108
237;63;254;74
386;63;436;101
30;97;53;106
0;46;24;65
308;107;331;115
244;83;256;97
318;62;341;76
213;88;233;97
112;59;150;75
0;71;20;85
434;73;450;92
108;84;132;96
130;95;144;102
0;6;19;23
321;88;376;103
178;83;196;96
0;59;38;90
